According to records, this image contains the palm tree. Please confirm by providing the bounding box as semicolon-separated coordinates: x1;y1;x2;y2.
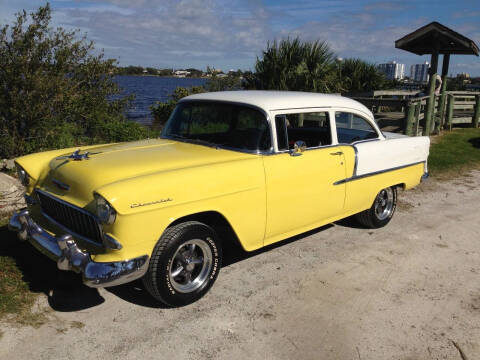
338;58;388;94
250;38;339;93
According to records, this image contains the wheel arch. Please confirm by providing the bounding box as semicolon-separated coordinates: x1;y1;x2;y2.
393;182;406;190
167;211;245;251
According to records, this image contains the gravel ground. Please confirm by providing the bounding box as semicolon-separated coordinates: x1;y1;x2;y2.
1;171;479;360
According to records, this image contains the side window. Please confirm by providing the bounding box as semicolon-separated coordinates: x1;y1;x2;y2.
275;112;332;150
335;112;378;144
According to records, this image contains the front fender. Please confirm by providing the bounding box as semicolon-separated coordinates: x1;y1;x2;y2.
93;156;267;263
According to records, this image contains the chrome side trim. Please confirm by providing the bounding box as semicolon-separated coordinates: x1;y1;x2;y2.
8;210;149;288
333;161;425;185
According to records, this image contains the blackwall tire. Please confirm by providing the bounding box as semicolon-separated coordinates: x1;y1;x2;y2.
355;186;397;228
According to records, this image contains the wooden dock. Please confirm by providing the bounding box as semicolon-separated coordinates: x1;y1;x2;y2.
350;90;480;136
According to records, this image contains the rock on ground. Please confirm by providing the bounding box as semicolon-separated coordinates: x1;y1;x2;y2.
0;173;25;215
0;170;479;360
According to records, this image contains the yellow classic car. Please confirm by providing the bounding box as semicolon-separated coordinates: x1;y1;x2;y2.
9;91;430;306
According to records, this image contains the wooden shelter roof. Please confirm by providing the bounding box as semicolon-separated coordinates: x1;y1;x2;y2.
395;22;479;56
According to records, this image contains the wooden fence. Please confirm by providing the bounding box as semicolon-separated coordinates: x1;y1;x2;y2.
351;91;480;136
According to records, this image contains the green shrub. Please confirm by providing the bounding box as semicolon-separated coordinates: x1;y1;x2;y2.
0;4;150;158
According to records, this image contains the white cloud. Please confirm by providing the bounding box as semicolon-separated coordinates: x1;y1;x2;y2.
2;0;479;74
52;0;272;69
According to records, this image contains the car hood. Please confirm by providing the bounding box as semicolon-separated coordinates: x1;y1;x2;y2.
37;138;253;207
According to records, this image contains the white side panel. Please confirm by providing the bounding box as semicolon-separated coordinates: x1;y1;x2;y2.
354;136;430;176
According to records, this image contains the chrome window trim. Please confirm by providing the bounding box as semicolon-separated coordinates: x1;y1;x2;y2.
352;145;359;176
271;109;335;153
271;106;333;111
164;99;274;155
36;189;105;249
333;161;425;185
333;108;383;141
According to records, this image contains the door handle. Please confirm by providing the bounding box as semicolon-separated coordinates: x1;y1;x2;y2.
330;151;343;156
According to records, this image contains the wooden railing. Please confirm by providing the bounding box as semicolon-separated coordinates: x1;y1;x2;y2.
351;91;480;136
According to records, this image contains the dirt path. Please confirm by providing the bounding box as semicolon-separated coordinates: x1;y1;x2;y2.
1;171;480;360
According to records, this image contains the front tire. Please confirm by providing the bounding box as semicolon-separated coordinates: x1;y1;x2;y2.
142;221;222;307
355;186;397;228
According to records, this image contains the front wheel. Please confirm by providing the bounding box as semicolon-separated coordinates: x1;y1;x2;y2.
142;221;222;307
355;186;397;228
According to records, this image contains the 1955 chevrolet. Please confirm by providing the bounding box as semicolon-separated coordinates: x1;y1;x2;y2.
9;91;430;306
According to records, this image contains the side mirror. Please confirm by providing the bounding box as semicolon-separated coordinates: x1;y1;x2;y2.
290;141;307;156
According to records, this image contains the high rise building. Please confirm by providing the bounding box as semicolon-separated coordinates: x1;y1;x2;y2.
410;61;430;82
378;61;405;80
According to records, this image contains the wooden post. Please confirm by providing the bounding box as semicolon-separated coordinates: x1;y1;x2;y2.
414;102;421;135
446;94;455;130
404;101;416;136
474;94;480;128
437;54;450;130
423;41;439;135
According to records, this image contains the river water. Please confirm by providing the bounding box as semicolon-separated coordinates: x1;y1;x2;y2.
114;75;207;126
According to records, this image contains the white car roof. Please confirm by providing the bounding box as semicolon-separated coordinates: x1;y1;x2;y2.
181;90;372;116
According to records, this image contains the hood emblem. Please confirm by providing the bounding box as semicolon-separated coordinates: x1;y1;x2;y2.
131;198;173;208
52;178;70;191
57;149;97;161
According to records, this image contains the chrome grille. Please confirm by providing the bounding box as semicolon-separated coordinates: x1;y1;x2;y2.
36;190;103;246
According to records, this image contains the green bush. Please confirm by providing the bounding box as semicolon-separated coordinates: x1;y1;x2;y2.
0;4;151;158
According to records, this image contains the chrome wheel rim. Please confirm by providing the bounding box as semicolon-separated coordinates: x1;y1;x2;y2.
374;188;394;220
169;239;213;293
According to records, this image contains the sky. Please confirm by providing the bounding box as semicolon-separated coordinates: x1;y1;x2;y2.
1;0;480;75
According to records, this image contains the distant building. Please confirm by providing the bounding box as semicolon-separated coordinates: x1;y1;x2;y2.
457;72;470;79
410;61;430;83
378;61;405;80
174;70;191;78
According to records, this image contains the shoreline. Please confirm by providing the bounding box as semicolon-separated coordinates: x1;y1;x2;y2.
115;74;210;79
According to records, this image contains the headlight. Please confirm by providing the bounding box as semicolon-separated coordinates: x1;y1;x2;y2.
95;194;116;225
16;164;30;186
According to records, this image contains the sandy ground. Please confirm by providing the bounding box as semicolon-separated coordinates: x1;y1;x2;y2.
1;171;480;360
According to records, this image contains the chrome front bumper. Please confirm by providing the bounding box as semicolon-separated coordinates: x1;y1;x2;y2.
8;209;149;288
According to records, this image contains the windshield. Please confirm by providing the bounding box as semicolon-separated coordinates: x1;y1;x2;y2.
161;101;271;152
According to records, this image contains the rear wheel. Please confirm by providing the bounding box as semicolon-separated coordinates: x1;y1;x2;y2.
142;221;222;307
355;186;397;228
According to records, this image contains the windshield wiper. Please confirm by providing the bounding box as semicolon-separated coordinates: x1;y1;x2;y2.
188;138;222;148
167;134;187;140
166;134;222;149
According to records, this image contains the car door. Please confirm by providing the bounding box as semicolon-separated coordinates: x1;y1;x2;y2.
263;109;347;245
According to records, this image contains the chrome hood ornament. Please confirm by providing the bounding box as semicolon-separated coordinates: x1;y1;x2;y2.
57;149;97;161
